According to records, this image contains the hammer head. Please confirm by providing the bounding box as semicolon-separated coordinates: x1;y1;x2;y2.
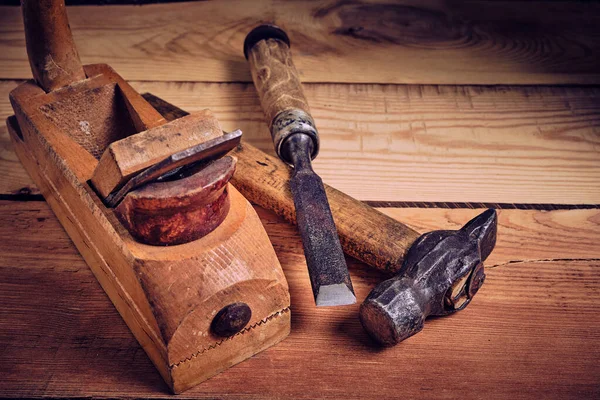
359;209;497;345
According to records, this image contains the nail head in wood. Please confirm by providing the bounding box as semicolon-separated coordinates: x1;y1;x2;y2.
211;302;252;337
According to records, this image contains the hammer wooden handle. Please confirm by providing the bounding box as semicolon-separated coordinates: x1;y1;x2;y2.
22;0;86;92
231;143;421;274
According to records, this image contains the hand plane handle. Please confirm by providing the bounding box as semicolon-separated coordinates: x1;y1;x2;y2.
244;25;319;164
22;0;86;92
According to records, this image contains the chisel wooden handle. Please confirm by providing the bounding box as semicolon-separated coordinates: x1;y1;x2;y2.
22;0;86;92
244;25;319;164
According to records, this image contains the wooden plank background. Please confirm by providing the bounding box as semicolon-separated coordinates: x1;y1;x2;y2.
1;1;600;84
0;1;599;398
1;81;599;204
1;201;599;399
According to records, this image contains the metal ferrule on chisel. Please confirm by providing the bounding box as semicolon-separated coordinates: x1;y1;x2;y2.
272;109;320;165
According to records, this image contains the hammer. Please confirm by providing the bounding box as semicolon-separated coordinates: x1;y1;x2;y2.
239;25;498;344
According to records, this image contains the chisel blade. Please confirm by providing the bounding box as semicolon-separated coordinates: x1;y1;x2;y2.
289;148;356;307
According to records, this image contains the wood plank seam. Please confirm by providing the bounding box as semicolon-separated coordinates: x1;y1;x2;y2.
364;201;600;210
0;193;45;201
170;307;290;369
3;191;599;211
488;258;600;269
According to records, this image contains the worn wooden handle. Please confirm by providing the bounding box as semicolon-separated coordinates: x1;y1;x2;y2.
245;25;319;162
245;31;310;127
22;0;86;92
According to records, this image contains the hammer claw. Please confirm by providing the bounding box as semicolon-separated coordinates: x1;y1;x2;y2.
461;208;498;261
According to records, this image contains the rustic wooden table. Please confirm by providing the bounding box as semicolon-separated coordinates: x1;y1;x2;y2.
1;1;599;398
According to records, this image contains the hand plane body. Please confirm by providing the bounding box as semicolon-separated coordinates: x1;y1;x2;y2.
7;3;290;392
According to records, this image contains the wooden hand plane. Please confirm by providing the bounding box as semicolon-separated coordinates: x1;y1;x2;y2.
6;0;290;393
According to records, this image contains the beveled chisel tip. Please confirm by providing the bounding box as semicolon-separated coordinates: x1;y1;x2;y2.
316;283;357;307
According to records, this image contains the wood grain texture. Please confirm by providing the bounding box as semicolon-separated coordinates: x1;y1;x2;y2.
114;156;235;246
21;0;86;92
2;1;600;84
247;38;311;128
1;201;598;398
3;81;599;203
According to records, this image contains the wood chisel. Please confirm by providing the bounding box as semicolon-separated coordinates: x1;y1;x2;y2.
244;25;356;307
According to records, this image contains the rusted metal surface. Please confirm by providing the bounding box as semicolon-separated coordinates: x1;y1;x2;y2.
211;302;253;337
284;133;356;306
105;130;242;207
114;156;236;246
359;209;497;346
